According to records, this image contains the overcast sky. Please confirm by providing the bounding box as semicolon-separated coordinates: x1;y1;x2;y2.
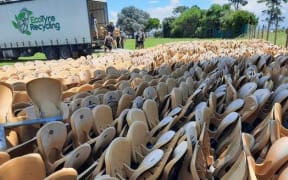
107;0;288;28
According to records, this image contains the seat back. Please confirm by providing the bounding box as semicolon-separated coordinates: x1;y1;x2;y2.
71;107;93;147
0;82;14;123
0;152;10;165
127;108;148;127
143;99;159;129
45;168;78;180
37;121;67;164
116;94;132;117
0;153;45;180
92;105;114;135
26;78;62;118
64;143;91;170
105;137;131;178
126;121;149;162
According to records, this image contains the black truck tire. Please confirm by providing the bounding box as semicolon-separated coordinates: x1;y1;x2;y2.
45;47;59;60
0;51;3;60
59;46;72;59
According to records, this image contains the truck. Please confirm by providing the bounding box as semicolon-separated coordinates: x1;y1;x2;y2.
0;0;109;60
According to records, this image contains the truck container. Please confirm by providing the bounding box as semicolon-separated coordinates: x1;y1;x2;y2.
0;0;108;60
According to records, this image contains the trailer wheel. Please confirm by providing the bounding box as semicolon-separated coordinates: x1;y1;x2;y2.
59;46;72;59
10;49;20;60
0;51;3;60
45;47;59;60
71;51;79;59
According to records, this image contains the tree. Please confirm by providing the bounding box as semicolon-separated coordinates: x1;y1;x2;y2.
162;17;176;37
257;0;288;41
204;4;228;37
172;6;202;37
223;10;258;37
228;0;248;10
145;18;160;32
117;6;150;36
172;6;189;16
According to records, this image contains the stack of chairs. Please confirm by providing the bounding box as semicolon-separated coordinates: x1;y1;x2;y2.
0;40;288;179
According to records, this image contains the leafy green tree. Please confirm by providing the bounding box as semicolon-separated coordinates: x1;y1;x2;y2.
204;4;228;37
117;6;150;36
228;0;248;10
257;0;288;41
162;4;257;38
172;6;189;16
145;18;161;32
162;17;176;37
171;6;202;37
227;10;258;37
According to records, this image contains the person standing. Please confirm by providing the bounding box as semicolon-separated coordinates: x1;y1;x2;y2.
90;13;98;40
120;29;126;49
104;32;113;53
106;22;115;35
139;29;145;49
114;28;121;48
135;31;140;49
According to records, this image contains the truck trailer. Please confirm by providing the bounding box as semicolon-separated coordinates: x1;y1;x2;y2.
0;0;108;60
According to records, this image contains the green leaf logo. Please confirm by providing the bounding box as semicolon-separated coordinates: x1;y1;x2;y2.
12;8;32;36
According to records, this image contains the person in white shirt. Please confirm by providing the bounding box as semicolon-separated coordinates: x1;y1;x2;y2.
90;13;98;39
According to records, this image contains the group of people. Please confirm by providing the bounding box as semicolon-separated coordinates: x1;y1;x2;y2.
104;22;127;52
90;13;146;53
90;14;126;52
135;29;145;49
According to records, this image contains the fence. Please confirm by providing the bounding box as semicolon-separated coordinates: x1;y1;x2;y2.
247;24;288;48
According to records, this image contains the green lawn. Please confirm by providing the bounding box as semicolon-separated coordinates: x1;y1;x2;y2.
124;38;195;50
0;52;46;66
249;31;287;47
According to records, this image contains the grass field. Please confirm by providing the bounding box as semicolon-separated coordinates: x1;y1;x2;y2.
124;38;197;50
249;31;287;47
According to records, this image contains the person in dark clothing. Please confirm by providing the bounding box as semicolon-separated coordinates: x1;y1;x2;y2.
104;32;113;52
106;22;115;34
139;29;145;49
135;31;140;49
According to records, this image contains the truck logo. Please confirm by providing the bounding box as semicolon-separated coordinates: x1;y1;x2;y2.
12;8;32;35
12;8;61;36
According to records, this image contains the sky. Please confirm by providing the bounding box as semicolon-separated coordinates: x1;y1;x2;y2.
107;0;288;28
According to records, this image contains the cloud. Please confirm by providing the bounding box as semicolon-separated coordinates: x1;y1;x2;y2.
148;0;160;4
147;0;180;21
110;11;118;24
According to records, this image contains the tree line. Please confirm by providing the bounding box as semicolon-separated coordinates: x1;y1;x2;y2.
116;0;287;39
163;4;257;38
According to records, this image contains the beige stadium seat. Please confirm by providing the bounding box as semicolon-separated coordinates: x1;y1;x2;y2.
26;78;63;118
279;165;288;180
0;82;22;148
142;99;159;129
70;107;93;147
45;168;78;180
116;94;132;117
0;151;10;165
37;121;91;174
0;82;14;123
92;105;114;135
105;137;164;179
81;95;100;108
0;153;45;180
161;141;188;179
